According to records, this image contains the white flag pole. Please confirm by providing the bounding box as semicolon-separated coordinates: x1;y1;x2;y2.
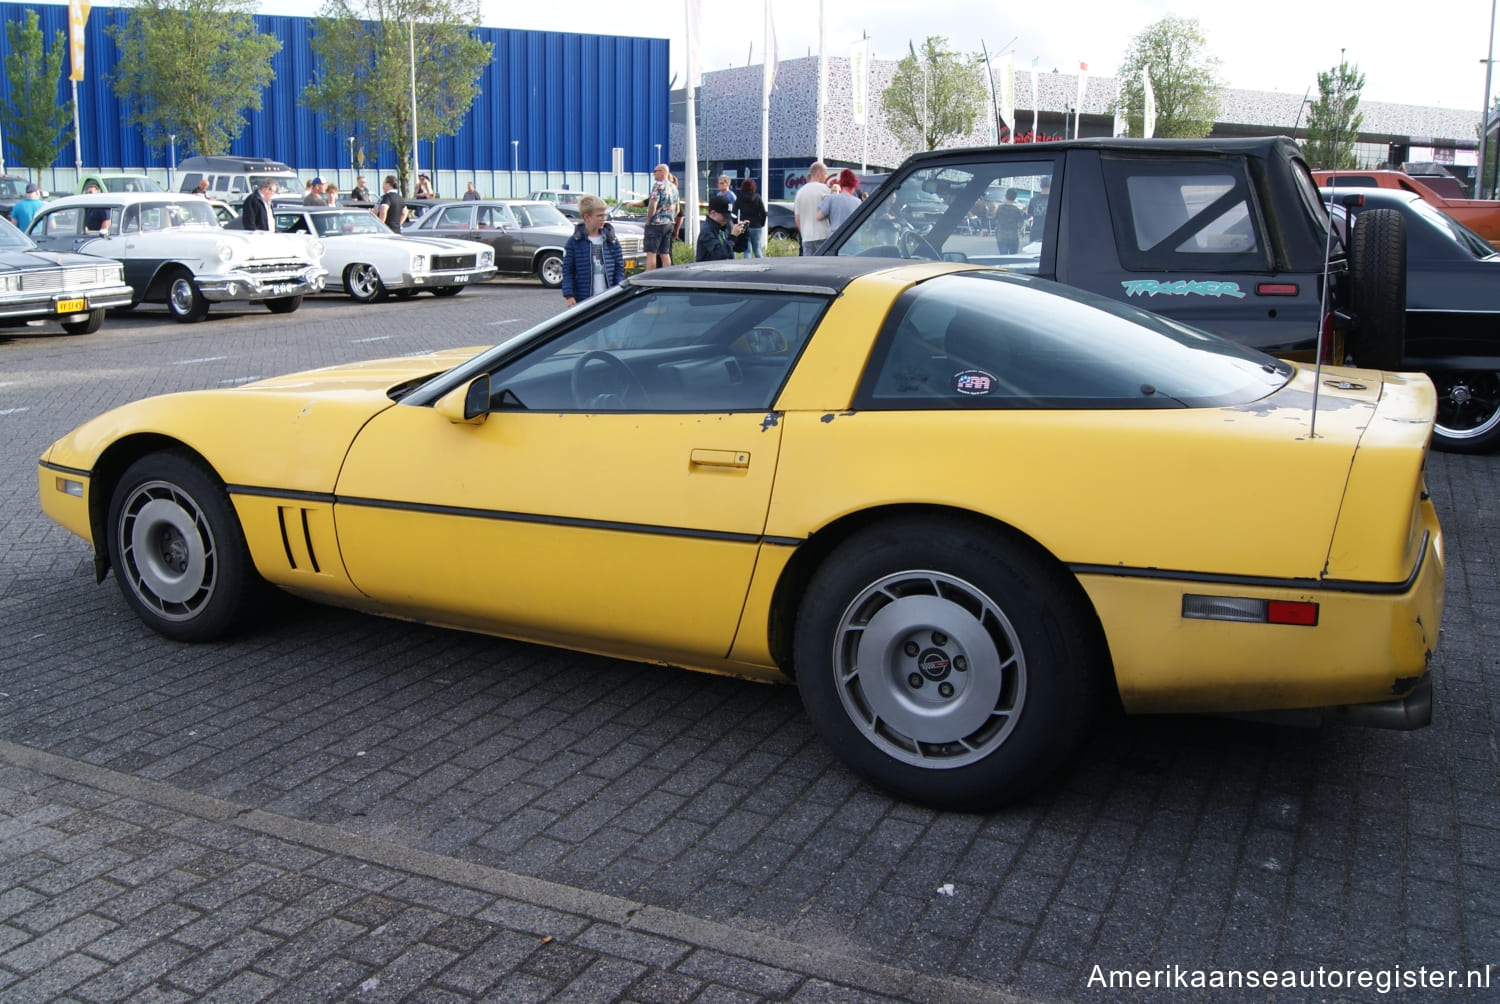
762;0;774;198
816;0;826;162
684;0;701;245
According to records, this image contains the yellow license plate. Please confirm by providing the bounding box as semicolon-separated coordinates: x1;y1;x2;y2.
55;298;87;314
625;261;640;272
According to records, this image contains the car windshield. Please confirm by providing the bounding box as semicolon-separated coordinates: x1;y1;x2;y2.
832;161;1055;273
101;176;164;193
310;211;386;236
0;177;27;198
0;217;35;249
859;271;1292;409
516;203;569;227
146;201;221;230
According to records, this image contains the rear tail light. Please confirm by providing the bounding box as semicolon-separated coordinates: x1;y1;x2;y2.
1182;594;1319;626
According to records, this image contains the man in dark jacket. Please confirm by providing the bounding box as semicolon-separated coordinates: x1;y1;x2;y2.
561;195;625;307
241;178;276;231
695;194;746;262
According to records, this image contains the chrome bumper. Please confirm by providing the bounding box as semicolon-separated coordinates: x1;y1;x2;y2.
197;266;328;302
397;265;498;289
0;283;136;320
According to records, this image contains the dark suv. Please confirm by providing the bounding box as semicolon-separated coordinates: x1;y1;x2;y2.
820;137;1405;369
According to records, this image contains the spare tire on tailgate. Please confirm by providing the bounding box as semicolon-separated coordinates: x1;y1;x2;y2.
1347;207;1406;370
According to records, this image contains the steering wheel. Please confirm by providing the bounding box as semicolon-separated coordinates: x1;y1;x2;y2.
570;350;648;409
897;227;942;261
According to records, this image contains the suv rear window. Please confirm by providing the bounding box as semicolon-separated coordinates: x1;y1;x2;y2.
1100;156;1269;271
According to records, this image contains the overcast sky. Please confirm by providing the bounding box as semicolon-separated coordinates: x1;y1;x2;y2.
467;0;1493;112
245;0;1495;112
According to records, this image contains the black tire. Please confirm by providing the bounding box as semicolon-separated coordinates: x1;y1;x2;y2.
432;285;463;297
61;309;105;335
106;451;265;642
345;262;387;303
266;295;302;314
1431;369;1500;454
536;251;563;289
165;269;209;323
793;518;1106;811
1347;207;1406;370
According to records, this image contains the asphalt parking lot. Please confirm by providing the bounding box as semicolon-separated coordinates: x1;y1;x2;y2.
1;283;1497;1002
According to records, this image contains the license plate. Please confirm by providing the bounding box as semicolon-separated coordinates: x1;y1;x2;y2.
625;261;640;272
453;274;469;283
55;298;87;313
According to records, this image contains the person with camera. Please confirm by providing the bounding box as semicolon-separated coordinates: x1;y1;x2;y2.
696;193;747;261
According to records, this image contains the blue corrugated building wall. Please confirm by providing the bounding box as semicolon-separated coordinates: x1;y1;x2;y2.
0;2;669;176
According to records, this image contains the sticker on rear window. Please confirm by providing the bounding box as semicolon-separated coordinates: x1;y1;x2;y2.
1121;279;1246;299
954;370;996;395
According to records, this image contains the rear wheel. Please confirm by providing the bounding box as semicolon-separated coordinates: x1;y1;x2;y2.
793;518;1105;810
61;309;105;335
1431;370;1500;453
537;252;563;289
265;295;302;314
106;451;264;641
1347;207;1406;370
166;270;209;323
345;263;386;302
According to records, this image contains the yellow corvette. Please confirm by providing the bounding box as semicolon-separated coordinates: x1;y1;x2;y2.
37;259;1443;810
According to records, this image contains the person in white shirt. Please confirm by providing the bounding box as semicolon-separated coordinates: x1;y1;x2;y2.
794;161;831;255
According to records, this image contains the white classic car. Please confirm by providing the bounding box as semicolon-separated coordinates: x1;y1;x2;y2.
237;206;497;302
27;193;326;322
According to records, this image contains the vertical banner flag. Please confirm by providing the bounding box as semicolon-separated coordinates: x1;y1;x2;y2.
764;1;778;102
1075;60;1089;136
69;0;90;82
850;38;868;125
998;52;1015;141
1030;56;1039;136
1143;64;1157;138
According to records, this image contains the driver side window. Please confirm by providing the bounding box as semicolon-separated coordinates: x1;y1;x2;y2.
487;289;827;413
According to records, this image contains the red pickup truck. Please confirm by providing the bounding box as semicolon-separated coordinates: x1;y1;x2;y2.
1315;169;1500;246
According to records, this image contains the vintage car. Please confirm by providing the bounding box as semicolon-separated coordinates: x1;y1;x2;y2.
228;206;497;301
1317;169;1500;247
76;173;163;195
35;259;1443;810
409;199;645;288
0;217;135;336
27;193;326;322
1326;187;1500;453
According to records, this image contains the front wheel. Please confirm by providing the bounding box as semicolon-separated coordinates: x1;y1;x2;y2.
345;262;386;303
106;451;265;641
61;309;105;335
794;519;1106;811
265;295;302;314
1432;369;1500;453
166;270;209;323
536;252;563;289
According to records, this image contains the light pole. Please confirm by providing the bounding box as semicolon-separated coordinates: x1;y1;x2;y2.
1480;0;1498;198
348;136;355;187
168;134;177;189
511;140;519;196
654;142;661;167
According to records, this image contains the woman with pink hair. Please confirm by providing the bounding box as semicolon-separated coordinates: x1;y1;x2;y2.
817;169;863;237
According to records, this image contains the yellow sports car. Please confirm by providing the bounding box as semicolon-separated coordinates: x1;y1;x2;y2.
37;259;1444;810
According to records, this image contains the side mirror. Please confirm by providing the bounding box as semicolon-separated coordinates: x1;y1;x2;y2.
434;374;490;424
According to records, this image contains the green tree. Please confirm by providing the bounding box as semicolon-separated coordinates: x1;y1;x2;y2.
1302;60;1365;170
109;0;281;156
881;36;987;151
1;11;75;180
1116;16;1222;138
304;0;492;196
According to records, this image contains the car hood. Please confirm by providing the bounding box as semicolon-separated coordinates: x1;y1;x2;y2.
216;229;319;260
0;247;118;270
44;348;488;495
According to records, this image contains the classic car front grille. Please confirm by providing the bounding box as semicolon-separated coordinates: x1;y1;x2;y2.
19;266;120;292
239;259;310;277
431;253;478;271
617;235;643;256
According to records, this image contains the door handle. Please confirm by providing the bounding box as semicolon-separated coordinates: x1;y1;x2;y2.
690;449;750;469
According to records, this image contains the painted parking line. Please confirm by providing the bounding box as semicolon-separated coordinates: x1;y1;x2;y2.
219;376;263;385
172;355;229;366
487;318;524;326
352;336;392;343
0;407;29;416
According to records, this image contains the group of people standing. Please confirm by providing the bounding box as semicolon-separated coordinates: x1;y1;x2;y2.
793;161;863;255
240;174;406;233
